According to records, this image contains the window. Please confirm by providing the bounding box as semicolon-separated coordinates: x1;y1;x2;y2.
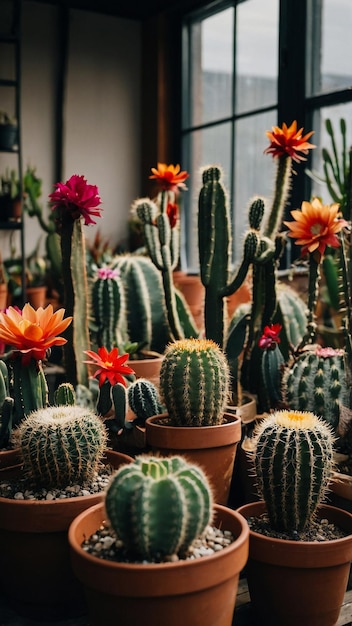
181;0;352;271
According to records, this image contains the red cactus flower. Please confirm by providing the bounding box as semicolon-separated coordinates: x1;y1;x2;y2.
149;163;189;192
258;323;282;350
84;346;135;387
264;121;315;162
49;174;102;225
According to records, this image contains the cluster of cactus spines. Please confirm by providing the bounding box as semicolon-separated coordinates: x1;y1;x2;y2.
253;409;334;532
111;255;171;354
54;382;76;406
127;378;163;423
105;455;212;559
159;338;230;427
135;195;184;341
283;347;348;430
18;405;107;488
91;267;126;351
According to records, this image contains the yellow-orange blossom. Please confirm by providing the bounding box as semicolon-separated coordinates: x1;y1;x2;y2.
284;197;347;258
0;303;72;364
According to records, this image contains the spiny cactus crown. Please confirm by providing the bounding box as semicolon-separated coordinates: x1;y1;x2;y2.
18;405;107;488
159;338;230;426
105;455;213;559
253;409;334;532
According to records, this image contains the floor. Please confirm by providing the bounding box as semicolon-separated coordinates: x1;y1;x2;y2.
1;577;352;626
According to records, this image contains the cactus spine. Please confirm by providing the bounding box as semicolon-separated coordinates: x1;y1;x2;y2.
18;405;107;488
159;338;230;426
127;378;163;423
283;347;348;429
253;409;334;532
105;455;212;559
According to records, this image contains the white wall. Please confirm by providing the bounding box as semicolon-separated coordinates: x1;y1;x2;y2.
0;1;141;261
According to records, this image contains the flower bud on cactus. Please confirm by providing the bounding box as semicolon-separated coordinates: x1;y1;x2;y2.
159;338;230;426
253;409;334;532
283;346;348;429
105;455;213;559
18;405;107;488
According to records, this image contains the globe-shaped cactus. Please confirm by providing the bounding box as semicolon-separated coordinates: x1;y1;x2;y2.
105;455;213;559
18;405;107;488
159;338;230;426
252;409;334;532
283;346;349;429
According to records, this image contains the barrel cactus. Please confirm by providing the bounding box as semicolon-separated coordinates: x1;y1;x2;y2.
159;338;230;427
283;346;348;430
105;455;212;559
252;409;334;532
127;378;163;423
18;405;107;488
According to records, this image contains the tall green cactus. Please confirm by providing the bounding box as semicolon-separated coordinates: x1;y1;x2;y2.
283;346;348;430
91;266;126;351
105;455;212;559
9;356;48;426
252;409;334;532
111;254;171;354
159;338;230;426
18;404;107;488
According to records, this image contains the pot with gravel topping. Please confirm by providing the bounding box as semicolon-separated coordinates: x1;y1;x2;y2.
0;396;133;621
68;454;249;626
237;409;352;626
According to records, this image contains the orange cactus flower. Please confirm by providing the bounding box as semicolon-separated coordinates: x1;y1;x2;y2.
149;163;189;192
264;121;315;162
0;303;72;365
83;346;135;387
284;197;348;258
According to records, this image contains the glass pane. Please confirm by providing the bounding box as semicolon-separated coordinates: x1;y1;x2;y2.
233;111;277;261
308;0;352;96
182;123;232;272
189;8;234;127
236;0;279;114
310;102;352;213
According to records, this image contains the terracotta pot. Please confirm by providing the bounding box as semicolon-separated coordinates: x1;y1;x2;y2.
145;412;241;505
69;501;249;626
237;500;352;626
0;449;133;619
328;470;352;513
128;351;164;388
0;282;8;309
26;285;47;308
0;446;22;471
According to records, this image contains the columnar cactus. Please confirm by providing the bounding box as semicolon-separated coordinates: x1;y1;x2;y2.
54;382;76;406
18;405;107;488
105;455;212;559
9;356;48;426
91;266;126;351
159;338;230;427
111;255;171;354
283;346;348;430
127;378;163;423
253;409;334;532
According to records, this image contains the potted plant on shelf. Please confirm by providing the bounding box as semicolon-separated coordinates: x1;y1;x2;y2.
145;337;241;505
69;454;249;626
0;111;18;151
237;408;352;626
0;167;21;220
0;376;133;620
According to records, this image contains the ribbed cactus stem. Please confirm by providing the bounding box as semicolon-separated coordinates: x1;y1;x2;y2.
253;410;334;532
19;405;107;488
263;155;292;238
298;254;320;349
54;382;76;406
60;215;90;388
0;397;14;448
136;194;184;341
10;357;48;427
105;455;212;559
92;269;125;350
127;378;163;422
159;338;230;426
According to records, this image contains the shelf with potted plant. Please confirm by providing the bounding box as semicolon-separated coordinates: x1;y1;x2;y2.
68;453;249;626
